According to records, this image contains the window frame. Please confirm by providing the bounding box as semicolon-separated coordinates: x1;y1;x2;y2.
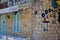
13;12;20;32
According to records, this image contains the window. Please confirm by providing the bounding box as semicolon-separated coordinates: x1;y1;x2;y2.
13;12;20;32
8;0;14;6
14;0;20;5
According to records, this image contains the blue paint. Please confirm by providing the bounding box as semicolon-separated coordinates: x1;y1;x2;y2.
41;13;45;17
45;10;48;14
0;15;6;35
52;0;57;8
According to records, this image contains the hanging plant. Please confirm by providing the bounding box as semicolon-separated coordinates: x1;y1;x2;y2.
7;15;10;19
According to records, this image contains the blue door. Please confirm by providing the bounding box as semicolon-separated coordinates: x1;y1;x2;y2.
0;15;6;35
0;15;1;35
13;12;20;32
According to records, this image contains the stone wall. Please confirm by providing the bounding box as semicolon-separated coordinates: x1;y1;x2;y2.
20;8;32;37
31;0;59;40
6;13;13;35
6;7;32;37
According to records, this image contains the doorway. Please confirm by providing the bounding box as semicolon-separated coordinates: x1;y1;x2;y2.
0;15;6;35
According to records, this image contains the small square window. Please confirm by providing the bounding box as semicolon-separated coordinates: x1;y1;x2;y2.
8;0;14;6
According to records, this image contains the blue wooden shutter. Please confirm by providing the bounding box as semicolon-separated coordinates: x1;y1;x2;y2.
1;15;6;35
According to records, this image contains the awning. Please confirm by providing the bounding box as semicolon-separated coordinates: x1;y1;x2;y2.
0;1;32;14
0;5;20;14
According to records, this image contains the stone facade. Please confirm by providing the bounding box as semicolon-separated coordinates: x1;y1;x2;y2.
20;8;32;37
6;7;32;37
0;0;60;40
31;0;59;40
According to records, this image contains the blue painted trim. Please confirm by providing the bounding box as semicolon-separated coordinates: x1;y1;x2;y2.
0;15;6;35
13;12;20;32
